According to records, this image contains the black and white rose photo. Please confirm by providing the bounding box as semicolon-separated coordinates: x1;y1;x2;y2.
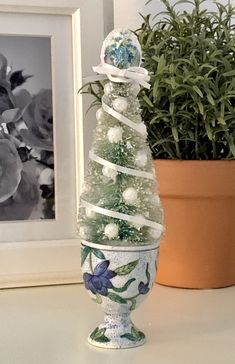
0;36;54;221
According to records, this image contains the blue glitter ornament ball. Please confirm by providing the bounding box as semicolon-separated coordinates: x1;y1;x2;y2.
101;29;141;69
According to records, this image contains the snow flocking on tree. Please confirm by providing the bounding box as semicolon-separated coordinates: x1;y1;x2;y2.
78;29;164;247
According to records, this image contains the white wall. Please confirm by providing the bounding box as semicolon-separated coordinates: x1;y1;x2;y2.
114;0;164;30
114;0;231;30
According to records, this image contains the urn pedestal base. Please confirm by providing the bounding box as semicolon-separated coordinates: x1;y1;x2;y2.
88;312;145;349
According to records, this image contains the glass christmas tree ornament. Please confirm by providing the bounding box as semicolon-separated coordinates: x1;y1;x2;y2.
79;28;164;349
101;29;141;69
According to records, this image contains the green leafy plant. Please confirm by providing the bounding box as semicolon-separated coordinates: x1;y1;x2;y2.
81;0;235;160
136;0;235;159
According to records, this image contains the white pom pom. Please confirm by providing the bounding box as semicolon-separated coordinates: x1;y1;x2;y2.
113;97;128;113
104;223;119;239
126;141;132;149
132;215;144;230
122;187;138;204
39;168;54;185
102;166;118;181
104;82;112;95
85;207;96;219
135;150;148;168
96;108;104;121
107;126;123;143
130;82;141;96
80;226;89;239
81;182;90;194
150;228;162;240
153;195;160;205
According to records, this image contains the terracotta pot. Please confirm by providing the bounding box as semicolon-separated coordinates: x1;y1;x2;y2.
154;160;235;289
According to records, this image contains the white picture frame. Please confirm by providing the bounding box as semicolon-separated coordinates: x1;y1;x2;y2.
0;2;107;288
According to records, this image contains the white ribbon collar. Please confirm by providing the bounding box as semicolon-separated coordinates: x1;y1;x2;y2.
93;63;150;89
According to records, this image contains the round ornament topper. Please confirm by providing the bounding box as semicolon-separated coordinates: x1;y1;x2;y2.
101;29;141;69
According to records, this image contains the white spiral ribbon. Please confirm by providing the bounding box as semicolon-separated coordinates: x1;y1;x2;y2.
102;102;147;136
89;150;155;180
81;199;164;232
93;63;151;89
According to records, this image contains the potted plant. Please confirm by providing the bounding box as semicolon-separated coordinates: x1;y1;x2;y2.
135;0;235;288
81;0;235;289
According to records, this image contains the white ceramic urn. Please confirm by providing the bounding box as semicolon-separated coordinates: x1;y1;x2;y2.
81;240;159;349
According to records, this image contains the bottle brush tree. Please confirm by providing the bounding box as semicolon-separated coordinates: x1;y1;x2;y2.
78;29;164;247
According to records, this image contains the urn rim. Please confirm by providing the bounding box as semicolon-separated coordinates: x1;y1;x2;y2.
81;239;159;252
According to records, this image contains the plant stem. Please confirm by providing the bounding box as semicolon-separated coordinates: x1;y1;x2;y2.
175;140;181;159
171;126;181;159
195;119;199;159
212;140;217;159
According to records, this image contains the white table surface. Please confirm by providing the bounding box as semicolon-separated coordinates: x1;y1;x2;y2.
0;283;234;364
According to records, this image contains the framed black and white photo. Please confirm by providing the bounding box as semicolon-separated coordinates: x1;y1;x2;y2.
0;35;54;221
0;1;107;288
